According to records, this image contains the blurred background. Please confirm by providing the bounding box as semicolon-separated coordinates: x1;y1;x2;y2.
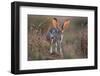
28;15;88;60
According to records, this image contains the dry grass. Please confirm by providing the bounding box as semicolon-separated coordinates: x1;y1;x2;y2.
28;15;88;61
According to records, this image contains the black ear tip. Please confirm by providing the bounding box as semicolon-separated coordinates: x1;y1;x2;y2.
61;24;64;30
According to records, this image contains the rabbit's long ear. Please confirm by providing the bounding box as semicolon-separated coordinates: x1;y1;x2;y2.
62;19;70;32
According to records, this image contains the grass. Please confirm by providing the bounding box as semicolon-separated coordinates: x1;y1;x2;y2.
28;15;88;60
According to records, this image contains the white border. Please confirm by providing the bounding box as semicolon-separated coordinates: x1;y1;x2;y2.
20;6;95;70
